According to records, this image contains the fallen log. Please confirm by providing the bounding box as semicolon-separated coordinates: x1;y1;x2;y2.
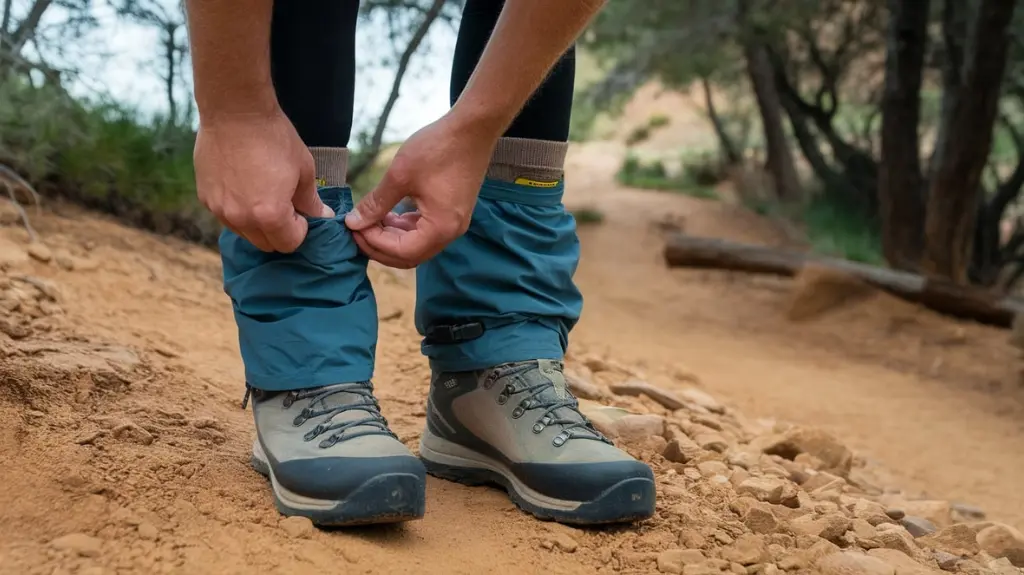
663;234;1024;328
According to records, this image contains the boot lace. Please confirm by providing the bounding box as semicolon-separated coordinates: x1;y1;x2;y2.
284;382;396;449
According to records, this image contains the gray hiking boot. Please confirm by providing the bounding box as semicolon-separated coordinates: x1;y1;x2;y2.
418;360;656;524
245;382;426;526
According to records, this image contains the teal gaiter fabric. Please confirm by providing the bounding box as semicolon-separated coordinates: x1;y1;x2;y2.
220;187;377;391
415;178;583;372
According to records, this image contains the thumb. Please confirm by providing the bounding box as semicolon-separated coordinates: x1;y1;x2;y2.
345;168;405;231
292;161;335;218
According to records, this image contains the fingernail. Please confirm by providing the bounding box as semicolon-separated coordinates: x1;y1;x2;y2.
345;211;363;227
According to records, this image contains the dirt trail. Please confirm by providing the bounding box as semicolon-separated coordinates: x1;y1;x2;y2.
0;142;1023;575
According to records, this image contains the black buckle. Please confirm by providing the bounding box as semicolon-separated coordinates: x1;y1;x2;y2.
424;321;485;345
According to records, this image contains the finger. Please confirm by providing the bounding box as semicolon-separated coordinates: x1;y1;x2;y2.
346;165;407;231
383;211;421;231
213;216;276;253
359;223;437;265
353;230;416;269
292;158;335;218
252;202;308;253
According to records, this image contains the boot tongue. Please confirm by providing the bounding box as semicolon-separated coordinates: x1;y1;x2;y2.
537;359;570;400
520;361;603;440
302;382;383;434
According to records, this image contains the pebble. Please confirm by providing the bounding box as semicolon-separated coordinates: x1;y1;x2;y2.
543;532;578;553
816;551;895;575
919;524;980;557
678;388;724;413
903;500;952;529
884;508;905;521
0;237;29;267
610;379;685;410
737;477;797;506
743;505;780;535
50;533;101;557
901;516;938;538
867;548;936;575
279;516;314;539
564;369;606;400
976;524;1024;567
694;431;730;453
136;522;158;540
697;460;729;477
617;414;666;440
932;551;960;571
657;549;706;574
721;534;769;566
950;503;986;521
27;242;51;262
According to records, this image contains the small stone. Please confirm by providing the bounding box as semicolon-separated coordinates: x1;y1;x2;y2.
544;532;578;553
737;477;798;506
722;534;769;566
679;388;725;413
51;533;101;557
791;514;852;543
903;501;952;529
874;526;924;560
694;432;730;453
761;428;853;478
867;548;938;575
55;253;75;270
976;524;1024;567
901;516;937;538
884;508;905;521
617;414;666;440
27;242;52;262
987;557;1021;575
918;524;979;557
816;551;895;575
610;379;685;410
680;529;707;549
698;460;729;477
852;499;894;526
564;369;606;400
932;551;960;571
664;431;704;464
684;562;725;575
715;530;735;545
950;503;986;522
851;519;877;540
578;403;629;438
745;506;781;535
280;516;314;539
137;522;158;540
658;549;706;574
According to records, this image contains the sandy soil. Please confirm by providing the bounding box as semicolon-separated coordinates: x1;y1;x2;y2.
0;140;1022;574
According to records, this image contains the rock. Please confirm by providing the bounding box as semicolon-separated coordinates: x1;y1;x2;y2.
610;379;685;410
721;535;769;566
761;428;854;478
617;414;666;441
976;524;1024;567
0;236;28;267
874;525;925;560
901;516;938;538
136;522;158;540
51;533;101;557
737;477;798;506
903;501;952;529
657;549;707;574
816;551;895;575
745;505;781;535
987;557;1021;575
950;503;986;522
791;514;852;543
694;431;730;453
664;428;704;463
679;388;725;413
932;551;960;571
885;509;906;521
543;532;578;553
852;499;895;526
918;524;980;557
698;460;729;477
684;562;725;575
803;471;846;493
27;242;51;262
578;402;630;438
868;548;941;575
280;516;314;539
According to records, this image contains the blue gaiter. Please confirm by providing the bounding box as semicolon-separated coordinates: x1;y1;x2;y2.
415;178;583;372
220;187;377;391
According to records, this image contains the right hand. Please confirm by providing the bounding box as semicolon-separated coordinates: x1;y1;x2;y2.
193;110;334;252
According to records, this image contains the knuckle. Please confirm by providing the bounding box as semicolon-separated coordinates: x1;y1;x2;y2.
250;203;286;230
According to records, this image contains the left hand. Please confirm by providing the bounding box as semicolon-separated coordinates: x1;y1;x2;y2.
344;112;495;268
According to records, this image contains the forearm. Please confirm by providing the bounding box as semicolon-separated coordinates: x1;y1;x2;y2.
185;0;279;120
450;0;605;140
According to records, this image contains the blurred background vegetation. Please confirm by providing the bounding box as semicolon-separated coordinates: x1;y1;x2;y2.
2;0;1024;290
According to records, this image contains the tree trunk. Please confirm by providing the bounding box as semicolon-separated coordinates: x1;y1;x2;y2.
924;0;1018;283
164;25;177;126
662;234;1024;328
927;0;967;179
877;0;930;271
700;76;742;165
348;0;445;182
738;0;802;202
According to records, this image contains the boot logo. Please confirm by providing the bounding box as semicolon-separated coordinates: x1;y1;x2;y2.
442;378;458;390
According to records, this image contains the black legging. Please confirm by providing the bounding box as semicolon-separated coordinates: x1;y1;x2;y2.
270;0;574;149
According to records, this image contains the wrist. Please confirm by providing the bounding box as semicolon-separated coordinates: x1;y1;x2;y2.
448;92;516;144
196;89;281;125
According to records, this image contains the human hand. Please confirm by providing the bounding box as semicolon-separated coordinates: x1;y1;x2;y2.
193;110;334;252
344;113;495;268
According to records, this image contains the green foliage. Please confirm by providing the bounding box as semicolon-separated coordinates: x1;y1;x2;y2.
648;114;670;129
570;206;606;225
616;152;720;200
0;76;211;242
800;193;884;265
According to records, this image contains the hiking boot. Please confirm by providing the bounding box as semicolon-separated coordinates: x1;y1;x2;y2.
418;360;656;525
246;381;426;526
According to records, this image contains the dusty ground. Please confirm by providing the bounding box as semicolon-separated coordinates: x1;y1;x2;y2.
1;137;1024;574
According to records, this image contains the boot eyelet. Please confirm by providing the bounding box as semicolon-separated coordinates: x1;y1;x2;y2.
282;394;296;408
512;406;525;418
303;424;325;441
552;433;568;447
504;383;516;395
532;423;545;434
318;436;338;449
483;373;499;389
292;414;307;426
496;393;509;405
